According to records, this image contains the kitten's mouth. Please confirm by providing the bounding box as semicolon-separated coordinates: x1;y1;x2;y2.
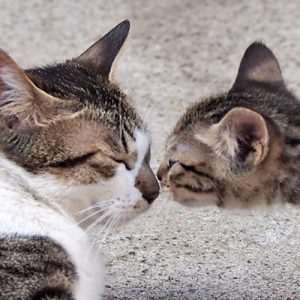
181;198;199;207
172;195;201;207
170;187;219;208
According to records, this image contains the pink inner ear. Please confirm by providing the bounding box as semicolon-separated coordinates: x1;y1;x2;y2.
0;54;13;94
221;107;269;164
231;111;266;142
7;116;21;130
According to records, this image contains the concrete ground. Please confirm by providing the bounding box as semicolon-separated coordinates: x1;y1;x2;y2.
1;1;300;299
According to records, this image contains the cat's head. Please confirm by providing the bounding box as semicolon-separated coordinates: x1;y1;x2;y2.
0;20;159;227
158;42;298;208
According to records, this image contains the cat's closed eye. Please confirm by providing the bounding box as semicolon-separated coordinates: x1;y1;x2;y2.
114;159;133;170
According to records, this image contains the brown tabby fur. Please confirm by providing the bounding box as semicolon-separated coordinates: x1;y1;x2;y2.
158;42;300;208
0;236;76;300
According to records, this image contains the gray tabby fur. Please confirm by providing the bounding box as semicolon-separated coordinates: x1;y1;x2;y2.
158;42;300;208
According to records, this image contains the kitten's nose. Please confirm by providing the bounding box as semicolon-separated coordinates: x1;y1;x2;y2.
157;160;169;185
157;165;164;182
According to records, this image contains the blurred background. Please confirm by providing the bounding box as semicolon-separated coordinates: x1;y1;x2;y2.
1;1;300;299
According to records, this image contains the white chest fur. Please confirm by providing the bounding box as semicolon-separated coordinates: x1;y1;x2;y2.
0;156;104;300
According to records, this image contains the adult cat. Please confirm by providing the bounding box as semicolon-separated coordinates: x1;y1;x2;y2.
0;20;159;299
158;42;300;208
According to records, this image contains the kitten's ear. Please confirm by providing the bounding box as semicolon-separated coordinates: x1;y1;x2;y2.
0;50;72;131
230;42;286;93
74;20;130;80
212;107;269;167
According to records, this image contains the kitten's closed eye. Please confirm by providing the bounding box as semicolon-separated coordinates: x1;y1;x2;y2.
179;163;214;181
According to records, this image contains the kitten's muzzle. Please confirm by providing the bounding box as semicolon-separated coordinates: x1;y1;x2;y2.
167;159;178;169
157;159;178;187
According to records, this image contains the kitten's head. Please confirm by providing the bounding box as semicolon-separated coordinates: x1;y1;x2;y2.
158;42;298;208
0;20;159;227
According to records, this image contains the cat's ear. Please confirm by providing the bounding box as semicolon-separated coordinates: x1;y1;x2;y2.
0;50;73;131
73;20;130;80
230;42;287;93
212;107;269;167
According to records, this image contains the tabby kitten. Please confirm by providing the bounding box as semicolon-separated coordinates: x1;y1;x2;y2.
0;20;159;299
158;42;300;208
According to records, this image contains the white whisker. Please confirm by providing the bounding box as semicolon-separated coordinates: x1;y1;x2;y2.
93;217;113;253
83;212;114;264
85;210;112;234
97;214;122;256
97;216;120;257
100;216;114;240
141;101;158;127
77;207;108;226
75;200;113;215
107;215;120;236
84;234;99;265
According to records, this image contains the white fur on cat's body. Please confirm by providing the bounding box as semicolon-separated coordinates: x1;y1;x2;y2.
0;129;150;300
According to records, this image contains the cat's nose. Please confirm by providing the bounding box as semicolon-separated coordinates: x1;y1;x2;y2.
142;190;159;204
136;162;160;204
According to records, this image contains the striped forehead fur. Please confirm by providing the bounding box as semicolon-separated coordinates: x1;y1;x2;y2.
26;62;142;134
174;92;300;134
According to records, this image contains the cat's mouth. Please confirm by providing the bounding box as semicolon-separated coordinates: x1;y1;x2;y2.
76;198;150;229
133;199;149;212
